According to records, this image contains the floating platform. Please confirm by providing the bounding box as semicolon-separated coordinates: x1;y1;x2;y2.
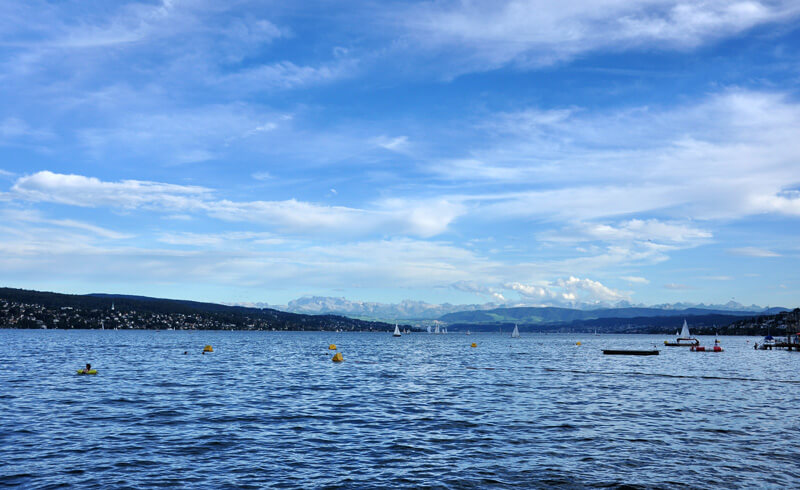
603;349;659;356
664;339;699;347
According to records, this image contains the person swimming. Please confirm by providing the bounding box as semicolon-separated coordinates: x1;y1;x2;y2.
80;363;92;374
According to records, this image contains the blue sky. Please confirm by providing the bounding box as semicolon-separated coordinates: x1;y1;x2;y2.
1;0;799;308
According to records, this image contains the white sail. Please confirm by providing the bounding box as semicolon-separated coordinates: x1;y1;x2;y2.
434;323;440;334
680;320;691;338
393;324;401;337
511;324;520;338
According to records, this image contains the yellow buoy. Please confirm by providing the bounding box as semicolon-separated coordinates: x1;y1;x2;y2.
203;345;213;352
576;341;581;346
328;344;337;350
332;352;343;362
471;342;477;348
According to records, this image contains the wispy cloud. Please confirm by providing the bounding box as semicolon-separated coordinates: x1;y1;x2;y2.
214;58;360;92
397;0;800;74
664;283;693;290
727;246;781;257
621;276;650;284
437;90;800;224
9;171;465;238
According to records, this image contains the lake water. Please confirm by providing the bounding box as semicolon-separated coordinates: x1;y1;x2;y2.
2;330;799;488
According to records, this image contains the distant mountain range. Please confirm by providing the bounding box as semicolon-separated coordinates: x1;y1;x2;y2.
438;305;788;325
437;305;790;334
246;296;497;321
261;295;786;323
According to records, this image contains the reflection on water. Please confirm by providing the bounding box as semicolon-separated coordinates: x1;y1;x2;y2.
1;330;799;488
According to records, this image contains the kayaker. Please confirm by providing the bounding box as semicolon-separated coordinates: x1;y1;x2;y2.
80;363;92;374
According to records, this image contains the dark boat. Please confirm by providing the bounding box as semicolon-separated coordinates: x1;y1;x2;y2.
602;349;659;356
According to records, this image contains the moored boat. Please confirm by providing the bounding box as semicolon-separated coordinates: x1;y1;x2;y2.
664;320;699;346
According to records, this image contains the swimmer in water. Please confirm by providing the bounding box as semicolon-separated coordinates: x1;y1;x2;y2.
80;363;92;374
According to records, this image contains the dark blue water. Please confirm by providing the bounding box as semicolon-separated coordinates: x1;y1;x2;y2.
2;330;799;488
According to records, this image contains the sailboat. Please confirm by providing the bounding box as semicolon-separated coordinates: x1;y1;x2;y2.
434;323;440;334
511;324;520;338
393;324;401;337
664;319;699;346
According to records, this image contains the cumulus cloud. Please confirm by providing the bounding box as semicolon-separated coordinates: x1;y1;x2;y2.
506;276;628;306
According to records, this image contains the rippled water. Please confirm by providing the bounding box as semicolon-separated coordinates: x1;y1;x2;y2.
2;330;799;488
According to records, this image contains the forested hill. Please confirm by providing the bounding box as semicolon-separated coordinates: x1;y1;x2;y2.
721;308;800;336
0;287;398;331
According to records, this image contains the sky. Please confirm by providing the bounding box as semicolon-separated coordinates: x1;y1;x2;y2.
1;0;799;308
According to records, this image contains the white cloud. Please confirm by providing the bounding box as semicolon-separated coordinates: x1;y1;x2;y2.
439;90;800;224
9;171;465;238
214;58;359;92
251;171;273;181
11;171;211;211
727;246;781;257
374;135;410;152
506;276;628;305
399;0;800;73
451;280;506;302
664;283;693;290
541;219;712;246
621;276;650;284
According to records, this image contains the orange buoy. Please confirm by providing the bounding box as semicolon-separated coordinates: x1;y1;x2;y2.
332;352;343;362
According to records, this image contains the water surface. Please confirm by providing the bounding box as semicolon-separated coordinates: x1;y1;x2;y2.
2;330;798;488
